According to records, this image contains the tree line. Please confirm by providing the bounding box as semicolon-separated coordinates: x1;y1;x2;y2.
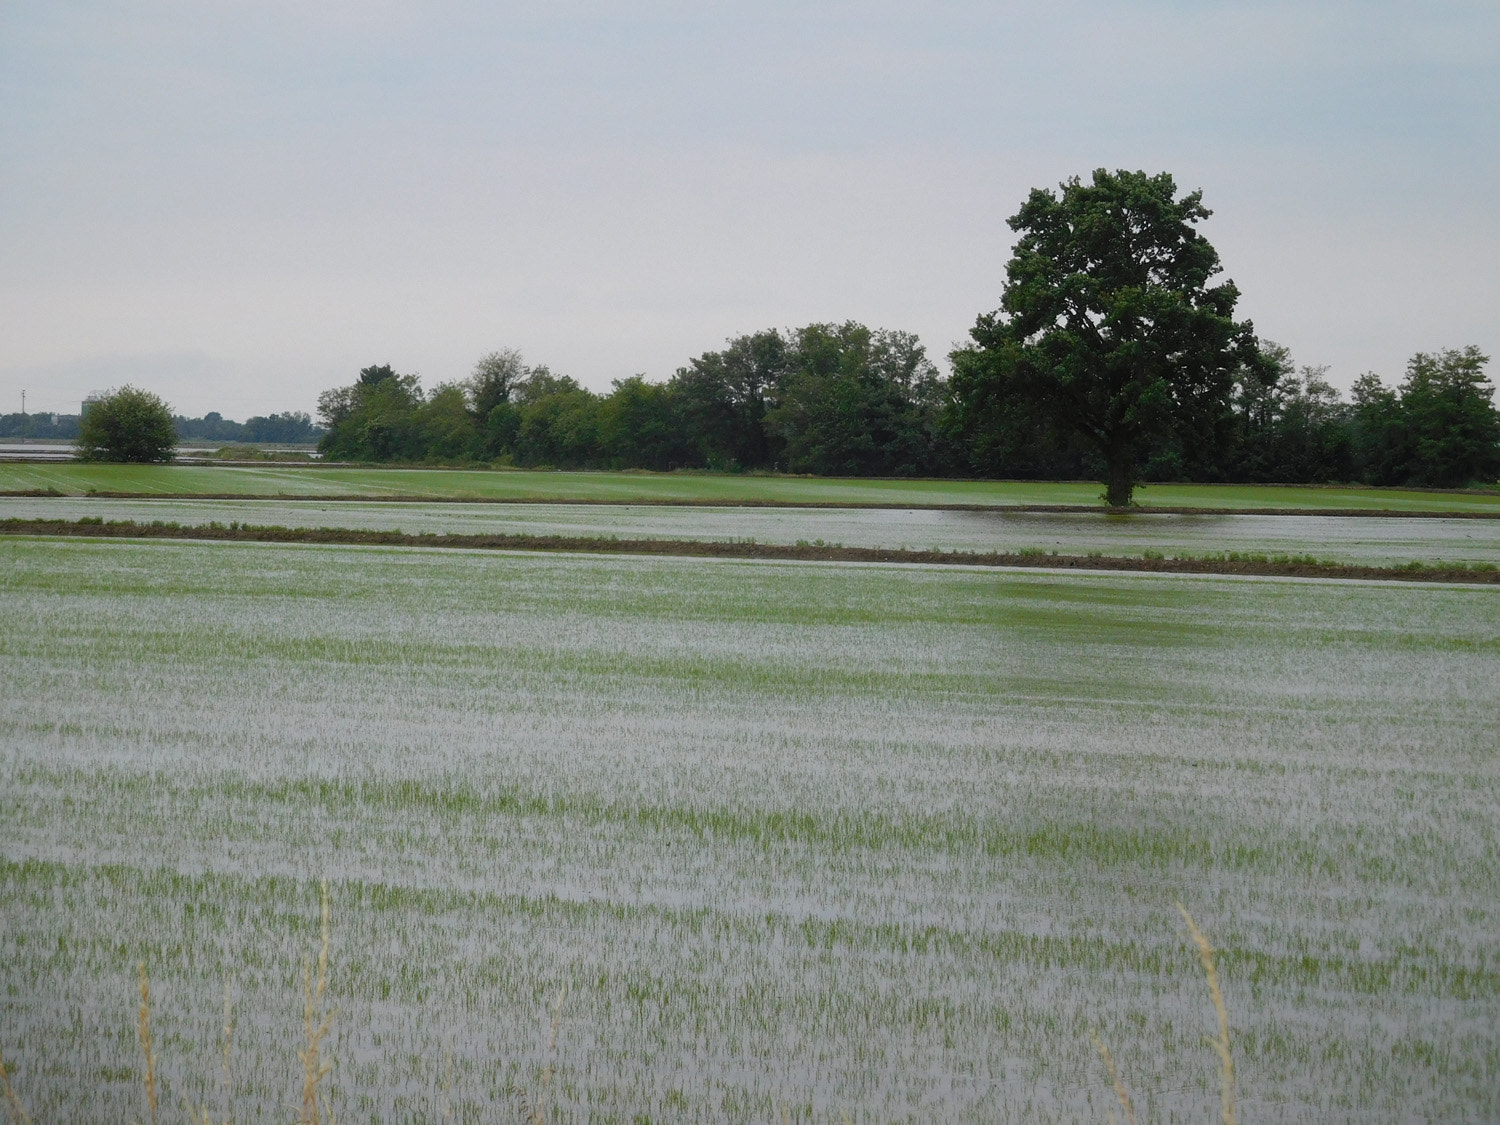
55;170;1500;496
173;411;322;444
316;335;1498;491
1;409;320;444
317;323;949;476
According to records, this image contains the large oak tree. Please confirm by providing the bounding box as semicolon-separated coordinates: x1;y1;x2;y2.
951;169;1261;506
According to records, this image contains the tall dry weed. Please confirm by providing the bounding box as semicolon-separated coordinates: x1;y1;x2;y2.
530;986;568;1125
298;880;337;1125
221;973;235;1125
1088;1028;1137;1125
1177;902;1237;1125
0;1049;34;1125
136;961;159;1125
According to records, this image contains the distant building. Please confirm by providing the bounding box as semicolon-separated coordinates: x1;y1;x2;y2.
80;393;105;418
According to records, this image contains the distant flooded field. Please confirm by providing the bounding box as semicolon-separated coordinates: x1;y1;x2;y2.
5;494;1500;566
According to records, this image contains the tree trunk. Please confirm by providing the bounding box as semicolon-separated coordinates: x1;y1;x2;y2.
1104;452;1135;508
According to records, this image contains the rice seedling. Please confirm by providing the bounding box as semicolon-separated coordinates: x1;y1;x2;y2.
1;536;1496;1120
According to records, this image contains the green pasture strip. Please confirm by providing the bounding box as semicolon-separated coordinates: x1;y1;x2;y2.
4;461;1499;511
6;516;1499;582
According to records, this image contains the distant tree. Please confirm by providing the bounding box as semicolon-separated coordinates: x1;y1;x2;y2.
0;412;81;440
670;330;792;470
1223;339;1294;481
599;376;687;470
1397;347;1500;486
466;349;527;421
951;169;1263;506
462;349;531;460
241;412;321;443
766;323;949;476
511;369;602;467
1349;372;1407;485
416;385;481;461
1348;348;1499;487
172;411;240;442
317;364;425;461
1221;341;1354;483
1272;365;1353;482
74;385;176;463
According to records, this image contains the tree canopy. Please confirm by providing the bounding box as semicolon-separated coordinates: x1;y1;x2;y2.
314;325;955;476
950;169;1262;506
74;385;177;463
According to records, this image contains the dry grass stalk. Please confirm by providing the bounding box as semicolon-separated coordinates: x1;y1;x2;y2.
297;880;337;1125
531;986;568;1125
440;1046;454;1123
137;960;159;1125
1177;902;1237;1125
0;1048;34;1125
221;972;236;1125
1088;1028;1136;1125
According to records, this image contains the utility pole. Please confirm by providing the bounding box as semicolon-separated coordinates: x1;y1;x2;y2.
20;390;24;415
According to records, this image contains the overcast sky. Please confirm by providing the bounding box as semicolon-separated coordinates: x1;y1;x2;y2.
2;1;1496;420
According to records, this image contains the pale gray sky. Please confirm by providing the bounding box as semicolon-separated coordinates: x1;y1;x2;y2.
3;1;1496;419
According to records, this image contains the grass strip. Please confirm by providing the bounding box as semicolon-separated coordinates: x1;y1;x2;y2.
5;488;1500;519
6;516;1499;583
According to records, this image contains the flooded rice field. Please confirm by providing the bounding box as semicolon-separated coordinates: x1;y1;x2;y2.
1;537;1497;1121
5;494;1500;566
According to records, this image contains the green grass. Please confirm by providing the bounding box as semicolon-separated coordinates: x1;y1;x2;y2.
5;461;1500;511
1;537;1497;1120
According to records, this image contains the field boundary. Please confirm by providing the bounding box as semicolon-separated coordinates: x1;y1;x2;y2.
6;516;1499;583
5;489;1500;519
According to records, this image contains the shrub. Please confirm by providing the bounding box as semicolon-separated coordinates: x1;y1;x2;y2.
75;386;176;463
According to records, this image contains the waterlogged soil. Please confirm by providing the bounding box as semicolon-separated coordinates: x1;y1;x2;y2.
4;495;1500;570
2;537;1497;1121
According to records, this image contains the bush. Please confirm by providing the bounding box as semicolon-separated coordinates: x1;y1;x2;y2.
75;386;177;463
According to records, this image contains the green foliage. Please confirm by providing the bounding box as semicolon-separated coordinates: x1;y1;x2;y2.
669;329;788;470
0;410;81;439
175;410;321;444
1394;347;1500;487
317;365;428;461
765;323;952;476
306;330;1495;488
313;325;955;475
1343;348;1500;487
511;368;602;467
74;385;177;463
1223;341;1354;483
951;169;1261;505
599;376;686;471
